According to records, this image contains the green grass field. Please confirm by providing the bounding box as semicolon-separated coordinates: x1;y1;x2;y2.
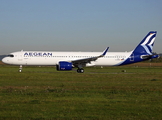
0;63;162;119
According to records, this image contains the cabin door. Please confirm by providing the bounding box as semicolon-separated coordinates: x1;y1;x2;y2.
18;53;23;61
130;53;134;61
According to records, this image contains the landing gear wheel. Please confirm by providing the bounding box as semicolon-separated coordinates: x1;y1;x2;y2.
19;65;22;73
77;68;84;73
80;68;84;73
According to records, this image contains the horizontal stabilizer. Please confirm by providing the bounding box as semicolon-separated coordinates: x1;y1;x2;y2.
141;54;159;60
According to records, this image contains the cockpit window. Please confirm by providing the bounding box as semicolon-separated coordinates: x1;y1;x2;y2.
8;54;14;57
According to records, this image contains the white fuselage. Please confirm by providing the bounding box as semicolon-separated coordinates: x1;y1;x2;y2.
1;31;157;73
2;51;132;66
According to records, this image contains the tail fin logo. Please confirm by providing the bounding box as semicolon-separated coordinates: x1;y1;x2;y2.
141;33;156;55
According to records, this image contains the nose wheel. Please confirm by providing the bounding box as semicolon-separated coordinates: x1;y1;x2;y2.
77;68;84;73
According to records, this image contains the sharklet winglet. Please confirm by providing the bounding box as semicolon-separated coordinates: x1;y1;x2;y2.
102;47;109;56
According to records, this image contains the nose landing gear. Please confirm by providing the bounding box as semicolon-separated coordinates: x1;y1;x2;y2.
19;65;22;72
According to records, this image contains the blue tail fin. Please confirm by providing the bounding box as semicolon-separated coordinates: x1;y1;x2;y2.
119;31;157;66
133;31;157;55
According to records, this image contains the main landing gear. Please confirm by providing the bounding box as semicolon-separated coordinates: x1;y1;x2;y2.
77;68;84;73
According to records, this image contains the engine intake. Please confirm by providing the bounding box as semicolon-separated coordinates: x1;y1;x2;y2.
56;61;72;71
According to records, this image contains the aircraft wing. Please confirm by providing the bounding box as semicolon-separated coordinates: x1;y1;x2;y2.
71;47;109;67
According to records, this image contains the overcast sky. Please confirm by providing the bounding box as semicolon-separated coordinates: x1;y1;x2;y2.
0;0;162;55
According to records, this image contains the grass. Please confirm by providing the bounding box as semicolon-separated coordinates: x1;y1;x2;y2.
0;62;162;119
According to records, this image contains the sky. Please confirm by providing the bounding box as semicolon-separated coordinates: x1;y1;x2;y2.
0;0;162;55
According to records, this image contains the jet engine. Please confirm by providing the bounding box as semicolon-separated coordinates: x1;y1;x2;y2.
56;61;72;71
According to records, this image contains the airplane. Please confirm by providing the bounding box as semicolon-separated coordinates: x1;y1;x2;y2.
2;31;158;73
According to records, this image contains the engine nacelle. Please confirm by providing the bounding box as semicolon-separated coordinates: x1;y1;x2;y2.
56;61;72;71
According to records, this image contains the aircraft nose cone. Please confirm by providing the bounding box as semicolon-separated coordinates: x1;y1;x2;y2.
2;57;8;64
